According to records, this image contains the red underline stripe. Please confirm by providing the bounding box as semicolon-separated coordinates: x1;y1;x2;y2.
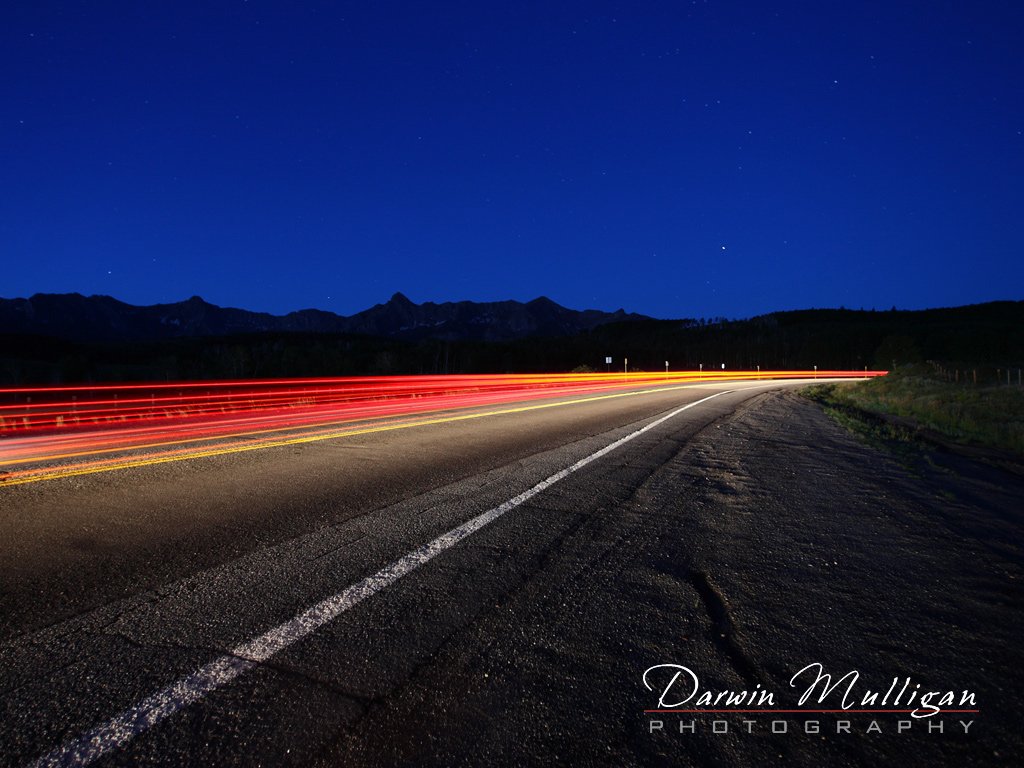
643;709;980;714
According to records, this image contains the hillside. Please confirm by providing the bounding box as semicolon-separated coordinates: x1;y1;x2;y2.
0;293;644;344
1;299;1021;385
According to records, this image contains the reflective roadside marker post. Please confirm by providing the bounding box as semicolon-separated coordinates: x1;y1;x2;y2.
665;361;669;373
605;356;612;373
814;365;818;379
624;357;628;376
757;364;760;379
699;363;703;378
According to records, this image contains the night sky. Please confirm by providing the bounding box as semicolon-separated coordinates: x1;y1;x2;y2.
4;1;1022;320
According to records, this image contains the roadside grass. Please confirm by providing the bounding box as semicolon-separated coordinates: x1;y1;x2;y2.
804;369;1024;456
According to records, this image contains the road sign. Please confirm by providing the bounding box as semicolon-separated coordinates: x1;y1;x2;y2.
605;356;612;364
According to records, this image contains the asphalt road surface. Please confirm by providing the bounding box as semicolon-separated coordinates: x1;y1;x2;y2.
0;380;1020;766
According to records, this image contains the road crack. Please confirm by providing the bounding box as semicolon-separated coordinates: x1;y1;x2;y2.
686;570;760;687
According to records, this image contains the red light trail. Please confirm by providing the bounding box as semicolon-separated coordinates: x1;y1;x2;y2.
0;371;884;486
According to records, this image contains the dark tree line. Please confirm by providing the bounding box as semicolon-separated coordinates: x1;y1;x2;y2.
1;302;1021;385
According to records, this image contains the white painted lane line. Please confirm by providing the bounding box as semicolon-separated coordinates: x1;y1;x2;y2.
30;390;734;767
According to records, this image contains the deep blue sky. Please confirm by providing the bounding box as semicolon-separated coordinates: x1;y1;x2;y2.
4;1;1022;319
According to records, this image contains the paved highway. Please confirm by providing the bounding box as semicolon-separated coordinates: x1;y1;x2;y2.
0;379;1020;766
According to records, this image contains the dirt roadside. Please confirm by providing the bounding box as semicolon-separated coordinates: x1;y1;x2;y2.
640;388;1024;766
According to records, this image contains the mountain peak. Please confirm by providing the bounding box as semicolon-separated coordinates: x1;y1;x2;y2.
388;292;415;306
527;296;559;307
